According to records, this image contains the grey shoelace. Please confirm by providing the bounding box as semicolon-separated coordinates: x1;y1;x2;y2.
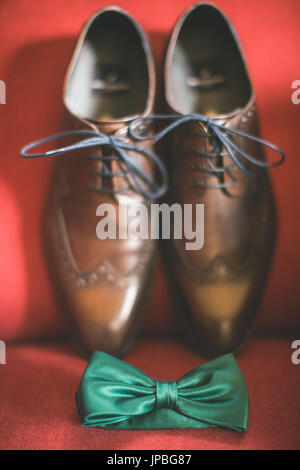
21;114;285;195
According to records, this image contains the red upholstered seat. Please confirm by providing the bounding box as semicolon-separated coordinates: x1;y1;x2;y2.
0;0;299;450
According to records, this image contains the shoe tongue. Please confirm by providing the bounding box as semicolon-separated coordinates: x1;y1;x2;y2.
85;116;150;202
208;107;243;123
88;119;130;135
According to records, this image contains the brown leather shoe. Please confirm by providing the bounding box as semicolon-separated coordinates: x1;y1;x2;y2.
22;7;166;357
164;3;285;356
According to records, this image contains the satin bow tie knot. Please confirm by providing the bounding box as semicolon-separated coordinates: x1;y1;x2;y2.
155;381;178;410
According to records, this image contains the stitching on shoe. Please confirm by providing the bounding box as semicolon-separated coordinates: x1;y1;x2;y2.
51;205;154;288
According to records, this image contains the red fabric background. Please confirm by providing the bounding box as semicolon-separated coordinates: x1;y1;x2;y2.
0;338;299;450
0;1;300;451
0;0;300;341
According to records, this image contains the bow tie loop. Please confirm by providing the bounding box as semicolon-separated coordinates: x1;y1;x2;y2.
155;381;178;410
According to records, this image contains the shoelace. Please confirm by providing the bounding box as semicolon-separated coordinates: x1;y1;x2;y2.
129;114;285;190
21;113;285;196
21;129;168;199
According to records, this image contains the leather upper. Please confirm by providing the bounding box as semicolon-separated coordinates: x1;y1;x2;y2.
165;3;277;356
45;7;158;356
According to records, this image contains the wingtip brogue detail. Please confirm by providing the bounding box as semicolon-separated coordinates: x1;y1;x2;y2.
50;206;154;289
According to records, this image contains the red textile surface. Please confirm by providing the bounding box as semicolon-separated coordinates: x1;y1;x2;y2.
0;0;299;341
0;338;299;450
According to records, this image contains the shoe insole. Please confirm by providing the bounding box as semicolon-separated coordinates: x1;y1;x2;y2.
65;11;149;122
169;7;251;116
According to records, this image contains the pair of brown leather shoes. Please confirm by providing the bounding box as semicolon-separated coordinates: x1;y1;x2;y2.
21;4;284;358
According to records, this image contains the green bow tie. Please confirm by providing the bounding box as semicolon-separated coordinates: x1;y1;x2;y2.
76;352;249;432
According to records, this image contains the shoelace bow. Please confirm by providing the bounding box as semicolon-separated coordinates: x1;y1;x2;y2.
128;114;285;190
21;128;168;199
21;113;285;197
